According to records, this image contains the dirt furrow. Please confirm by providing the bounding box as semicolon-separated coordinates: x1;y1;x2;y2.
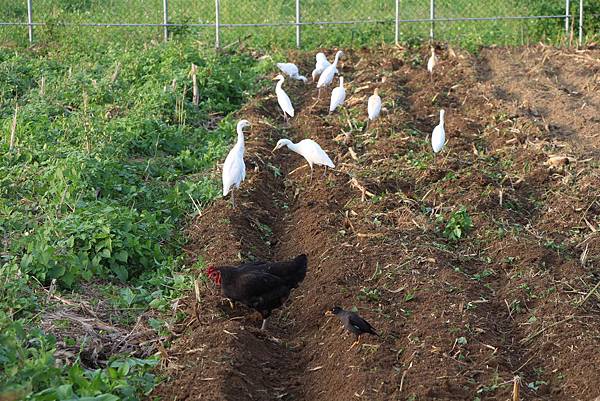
151;45;600;401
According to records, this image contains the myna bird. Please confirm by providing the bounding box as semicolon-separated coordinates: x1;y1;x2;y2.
325;306;379;349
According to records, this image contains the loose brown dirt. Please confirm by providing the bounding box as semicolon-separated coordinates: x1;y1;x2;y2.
149;45;600;401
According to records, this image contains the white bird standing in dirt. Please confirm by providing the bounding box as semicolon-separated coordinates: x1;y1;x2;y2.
317;50;343;97
329;77;346;113
276;62;308;82
367;88;382;121
222;119;251;208
431;109;446;153
273;74;295;122
273;138;335;181
311;52;333;82
427;47;438;80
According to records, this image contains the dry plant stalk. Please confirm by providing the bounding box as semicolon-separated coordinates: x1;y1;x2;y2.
83;91;91;153
578;280;600;308
512;375;520;401
190;63;199;106
350;177;375;202
111;62;121;84
39;76;45;96
194;279;202;304
9;103;18;151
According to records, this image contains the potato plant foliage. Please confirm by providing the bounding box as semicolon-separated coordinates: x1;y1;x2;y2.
0;40;267;399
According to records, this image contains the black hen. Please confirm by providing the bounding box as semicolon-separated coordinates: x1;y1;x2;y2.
206;254;308;329
231;254;308;289
326;306;379;349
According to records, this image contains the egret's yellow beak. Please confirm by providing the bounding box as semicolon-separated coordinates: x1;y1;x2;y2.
272;145;278;152
271;76;279;81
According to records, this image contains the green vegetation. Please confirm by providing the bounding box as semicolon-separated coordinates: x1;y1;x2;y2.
1;38;269;399
1;0;598;49
440;206;474;241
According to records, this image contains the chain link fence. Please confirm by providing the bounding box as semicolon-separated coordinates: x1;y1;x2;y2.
0;1;597;49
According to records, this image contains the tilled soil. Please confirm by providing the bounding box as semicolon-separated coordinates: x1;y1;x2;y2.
149;45;600;401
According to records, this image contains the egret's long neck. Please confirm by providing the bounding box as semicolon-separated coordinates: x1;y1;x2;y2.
286;140;299;153
333;52;341;66
236;128;245;149
339;77;344;87
439;112;445;126
276;78;284;91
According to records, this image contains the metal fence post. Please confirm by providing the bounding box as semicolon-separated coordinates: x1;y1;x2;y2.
578;0;583;45
430;0;435;40
27;0;33;43
163;0;169;42
215;0;221;48
394;0;399;45
565;0;570;36
296;0;301;48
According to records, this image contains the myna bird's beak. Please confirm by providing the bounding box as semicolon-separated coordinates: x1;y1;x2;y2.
324;311;334;316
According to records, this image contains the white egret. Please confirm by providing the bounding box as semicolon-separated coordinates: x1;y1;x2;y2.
311;52;334;82
273;138;335;181
317;50;343;97
431;109;446;153
367;88;382;121
276;62;307;82
427;47;438;81
273;74;295;122
222;120;251;208
329;77;346;113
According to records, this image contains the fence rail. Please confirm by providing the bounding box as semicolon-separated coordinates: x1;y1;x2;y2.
0;0;593;48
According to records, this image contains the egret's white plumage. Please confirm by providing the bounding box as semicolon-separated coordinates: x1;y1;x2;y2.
431;109;446;153
367;88;382;121
427;47;438;79
311;52;333;81
274;74;294;121
276;62;307;82
273;138;335;180
329;77;346;113
222;120;251;207
315;52;330;71
317;50;343;91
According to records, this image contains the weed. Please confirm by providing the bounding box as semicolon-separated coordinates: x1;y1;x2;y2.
403;292;416;302
440;207;474;241
358;287;381;302
267;163;282;177
527;380;547;391
471;268;495;281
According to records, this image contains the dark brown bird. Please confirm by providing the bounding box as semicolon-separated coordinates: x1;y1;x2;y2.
326;306;379;349
227;254;308;289
206;254;308;330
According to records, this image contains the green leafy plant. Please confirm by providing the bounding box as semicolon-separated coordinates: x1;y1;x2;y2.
0;38;268;400
441;207;474;241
